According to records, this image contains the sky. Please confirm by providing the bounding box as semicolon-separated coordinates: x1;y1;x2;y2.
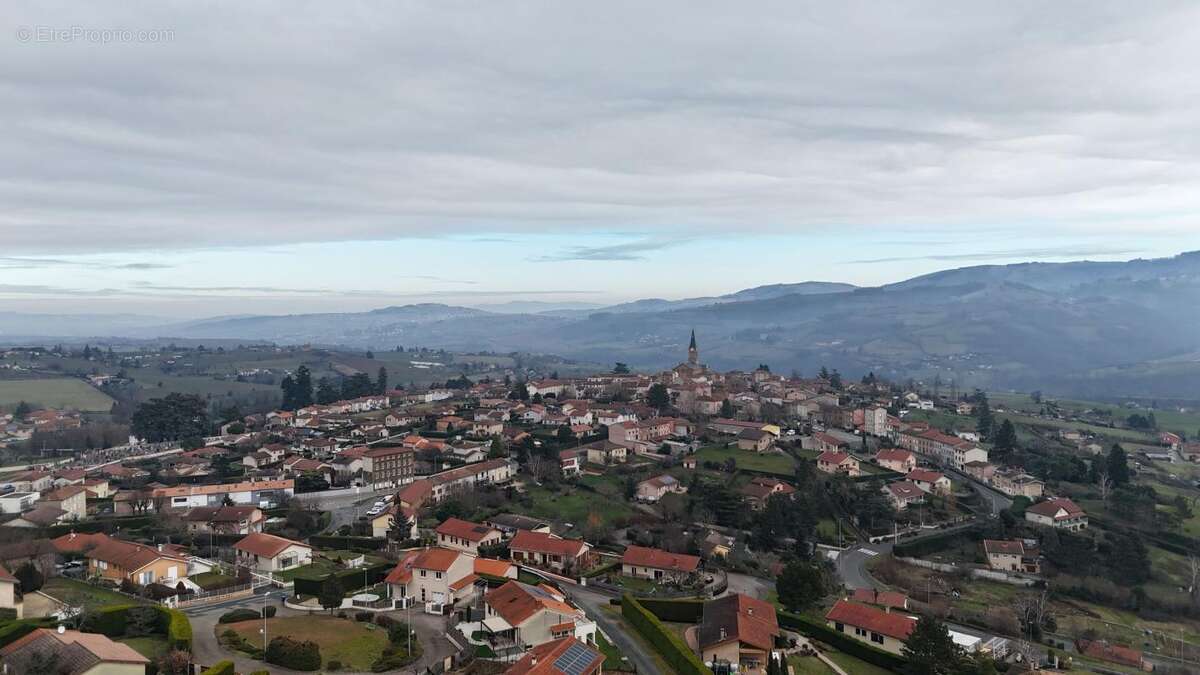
4;2;1200;318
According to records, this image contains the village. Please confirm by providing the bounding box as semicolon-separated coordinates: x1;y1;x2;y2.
0;333;1196;675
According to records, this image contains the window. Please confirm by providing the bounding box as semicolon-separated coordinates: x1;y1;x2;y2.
435;572;443;580
855;627;867;637
96;560;108;571
420;570;426;577
871;633;884;644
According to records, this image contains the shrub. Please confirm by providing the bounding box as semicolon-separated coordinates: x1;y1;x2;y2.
219;609;261;624
14;563;44;593
636;598;704;623
261;606;277;618
387;621;412;644
265;635;322;671
327;660;343;671
373;614;398;629
249;671;271;675
371;641;421;672
125;607;161;637
355;611;372;622
199;660;235;675
164;608;192;650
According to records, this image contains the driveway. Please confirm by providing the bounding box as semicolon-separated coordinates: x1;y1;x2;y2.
723;573;775;601
565;585;663;675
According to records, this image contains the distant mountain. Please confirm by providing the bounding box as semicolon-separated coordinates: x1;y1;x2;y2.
468;301;606;315
8;253;1200;399
596;282;856;313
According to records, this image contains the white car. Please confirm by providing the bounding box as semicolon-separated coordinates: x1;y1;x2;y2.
366;506;384;516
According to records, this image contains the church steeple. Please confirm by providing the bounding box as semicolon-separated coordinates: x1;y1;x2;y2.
687;330;699;365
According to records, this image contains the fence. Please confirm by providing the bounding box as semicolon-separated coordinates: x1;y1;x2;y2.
172;583;255;609
895;556;1039;587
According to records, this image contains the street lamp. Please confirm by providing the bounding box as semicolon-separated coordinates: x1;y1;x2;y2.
261;592;272;654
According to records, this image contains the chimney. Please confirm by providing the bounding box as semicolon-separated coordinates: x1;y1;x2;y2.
157;544;163;552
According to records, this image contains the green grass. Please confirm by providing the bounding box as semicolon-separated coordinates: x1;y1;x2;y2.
42;577;149;608
271;559;342;582
0;378;114;412
517;484;633;527
225;616;389;671
596;631;634;671
789;654;835;674
190;571;238;590
119;636;170;661
824;650;896;675
693;445;797;474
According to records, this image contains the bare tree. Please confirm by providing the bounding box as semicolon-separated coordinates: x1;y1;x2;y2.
1097;470;1113;503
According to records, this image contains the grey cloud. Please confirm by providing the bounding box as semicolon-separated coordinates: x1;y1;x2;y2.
848;246;1143;265
2;2;1200;255
534;237;692;262
0;257;172;271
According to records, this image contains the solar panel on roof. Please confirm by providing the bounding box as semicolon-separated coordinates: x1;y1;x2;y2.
553;641;595;675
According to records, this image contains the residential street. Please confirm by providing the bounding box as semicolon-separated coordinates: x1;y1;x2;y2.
563;585;664;675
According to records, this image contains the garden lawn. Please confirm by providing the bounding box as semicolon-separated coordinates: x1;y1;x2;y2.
224;616;389;671
42;577;149;608
596;632;633;671
789;654;835;674
824;650;895;675
0;378;114;412
190;571;237;590
518;485;632;528
118;636;169;662
693;445;796;474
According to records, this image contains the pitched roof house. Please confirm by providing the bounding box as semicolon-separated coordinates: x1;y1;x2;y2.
697;593;780;674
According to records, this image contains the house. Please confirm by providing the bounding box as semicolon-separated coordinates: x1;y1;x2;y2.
436;518;504;555
737;429;773;453
509;530;595;574
992;471;1044;499
233;532;312;572
825;599;916;655
75;534;189;585
883;481;925;510
636;474;686;502
503;637;604;675
875;449;916;474
39;485;89;521
983;540;1040;574
558;450;582;476
487;514;551;537
816;451;860;477
3;505;69;528
0;627;150;675
182;505;264;535
697;593;780;674
363;446;416;489
905;469;950;495
0;564;18;617
621;545;700;583
81;479;111;499
811;432;847;454
371;504;418;540
476;557;518;581
898;429;988;469
150;479;294;511
700;531;734;559
483;581;596;652
1025;498;1088;531
580;440;627;466
0;492;39;514
962;461;995;483
740;477;796;510
385;547;478;612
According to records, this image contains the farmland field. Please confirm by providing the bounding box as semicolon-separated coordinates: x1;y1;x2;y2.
693;444;797;474
0;378;114;412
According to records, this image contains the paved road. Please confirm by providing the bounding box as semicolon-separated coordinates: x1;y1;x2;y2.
296;486;395;532
834;543;891;591
565;586;664;675
723;572;775;601
946;468;1013;515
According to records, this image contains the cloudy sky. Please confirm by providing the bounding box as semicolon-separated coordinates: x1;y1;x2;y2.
4;1;1200;317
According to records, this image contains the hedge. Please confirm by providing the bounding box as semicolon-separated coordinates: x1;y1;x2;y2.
199;661;235;675
293;561;393;598
621;595;712;675
0;618;56;648
636;597;705;623
45;516;157;538
81;604;192;651
308;535;387;551
219;609;261;624
777;611;906;671
892;525;980;558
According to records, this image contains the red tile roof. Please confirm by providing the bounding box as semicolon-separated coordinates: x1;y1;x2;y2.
412;547;461;572
510;530;588;558
621;545;701;573
436;517;499;543
485;580;579;626
825;600;916;641
503;637;604;675
1026;497;1085;520
234;532;309;559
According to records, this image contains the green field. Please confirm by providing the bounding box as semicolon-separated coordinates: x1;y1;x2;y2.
693;445;797;474
992;391;1200;438
0;378;114;412
42;577;149;608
